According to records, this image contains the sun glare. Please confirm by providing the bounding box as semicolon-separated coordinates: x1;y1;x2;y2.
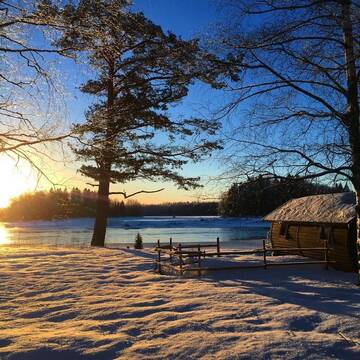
0;225;10;245
0;156;38;208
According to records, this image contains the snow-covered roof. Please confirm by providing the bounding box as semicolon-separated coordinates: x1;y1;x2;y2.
264;192;356;224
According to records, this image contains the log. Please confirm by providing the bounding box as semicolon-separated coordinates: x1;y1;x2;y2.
173;243;218;249
267;260;336;266
339;332;360;346
269;247;328;251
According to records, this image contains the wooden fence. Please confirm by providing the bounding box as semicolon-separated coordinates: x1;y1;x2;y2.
154;238;333;276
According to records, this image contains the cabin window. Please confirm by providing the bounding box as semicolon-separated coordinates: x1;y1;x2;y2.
280;222;289;238
319;225;332;242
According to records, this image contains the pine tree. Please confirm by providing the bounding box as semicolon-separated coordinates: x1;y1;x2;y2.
134;233;143;250
60;0;235;246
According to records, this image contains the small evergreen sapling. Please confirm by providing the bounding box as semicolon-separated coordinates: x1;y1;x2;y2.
134;233;143;249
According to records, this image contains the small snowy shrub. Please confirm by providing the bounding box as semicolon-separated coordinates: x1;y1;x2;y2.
134;232;143;249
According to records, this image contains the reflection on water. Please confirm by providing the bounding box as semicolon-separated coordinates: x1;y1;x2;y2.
0;225;10;244
0;217;270;248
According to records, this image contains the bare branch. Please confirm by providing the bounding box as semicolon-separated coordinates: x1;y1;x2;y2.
109;188;165;199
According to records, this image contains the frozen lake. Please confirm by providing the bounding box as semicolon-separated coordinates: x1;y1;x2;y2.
0;216;270;248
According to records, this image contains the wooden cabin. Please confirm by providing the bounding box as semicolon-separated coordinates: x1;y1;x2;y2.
264;192;358;272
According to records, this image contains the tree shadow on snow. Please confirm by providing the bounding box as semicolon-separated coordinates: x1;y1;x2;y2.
120;248;156;260
201;263;360;319
6;344;132;360
7;348;93;360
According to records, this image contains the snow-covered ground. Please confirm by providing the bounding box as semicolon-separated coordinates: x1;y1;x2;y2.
0;245;359;359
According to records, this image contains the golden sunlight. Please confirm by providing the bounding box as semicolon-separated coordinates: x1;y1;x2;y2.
0;225;10;245
0;156;38;208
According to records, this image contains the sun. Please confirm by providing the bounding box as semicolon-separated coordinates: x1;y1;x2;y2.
0;155;38;208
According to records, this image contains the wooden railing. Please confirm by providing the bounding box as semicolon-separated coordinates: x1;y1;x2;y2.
154;238;333;276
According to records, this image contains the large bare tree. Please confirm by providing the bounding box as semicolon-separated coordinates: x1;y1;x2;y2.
216;0;360;282
0;0;73;172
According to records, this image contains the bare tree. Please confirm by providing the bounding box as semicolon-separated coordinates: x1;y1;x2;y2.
216;0;360;282
0;0;73;173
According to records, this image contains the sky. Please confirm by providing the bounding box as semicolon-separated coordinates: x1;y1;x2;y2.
132;0;218;36
2;0;234;206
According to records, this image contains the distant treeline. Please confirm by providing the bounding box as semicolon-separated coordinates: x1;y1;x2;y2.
219;176;348;217
142;202;218;216
0;178;348;221
0;188;117;221
0;188;218;221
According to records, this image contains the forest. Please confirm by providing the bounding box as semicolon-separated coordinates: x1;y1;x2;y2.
0;176;347;221
0;188;218;221
219;176;347;217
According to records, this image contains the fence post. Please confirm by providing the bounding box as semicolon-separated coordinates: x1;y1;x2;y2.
157;239;160;249
325;240;329;270
157;249;161;274
263;239;267;269
217;237;220;257
198;245;201;276
169;237;173;263
178;243;183;276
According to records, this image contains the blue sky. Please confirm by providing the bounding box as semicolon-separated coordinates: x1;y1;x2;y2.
132;0;218;36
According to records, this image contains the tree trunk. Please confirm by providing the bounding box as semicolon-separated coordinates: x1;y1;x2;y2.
91;173;110;247
353;187;360;283
341;0;360;282
351;152;360;285
91;54;115;247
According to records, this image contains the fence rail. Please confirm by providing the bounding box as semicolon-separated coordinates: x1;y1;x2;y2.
155;238;333;276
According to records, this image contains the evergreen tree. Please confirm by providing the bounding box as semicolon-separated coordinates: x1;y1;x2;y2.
134;233;143;250
219;177;345;217
60;0;235;246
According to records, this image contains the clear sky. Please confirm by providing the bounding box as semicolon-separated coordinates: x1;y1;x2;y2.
23;0;231;205
132;0;218;36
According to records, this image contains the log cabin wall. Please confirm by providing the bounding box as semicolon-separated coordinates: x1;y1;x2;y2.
270;221;357;272
347;220;358;270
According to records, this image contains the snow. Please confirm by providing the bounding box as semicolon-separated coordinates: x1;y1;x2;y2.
0;245;359;359
265;192;356;224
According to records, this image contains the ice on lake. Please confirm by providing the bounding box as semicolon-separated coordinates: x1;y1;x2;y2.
0;216;270;248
